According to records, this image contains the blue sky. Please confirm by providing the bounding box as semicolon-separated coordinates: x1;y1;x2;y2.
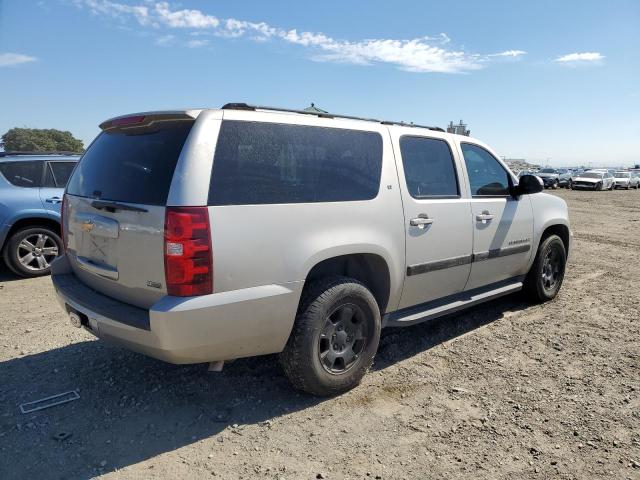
1;0;638;166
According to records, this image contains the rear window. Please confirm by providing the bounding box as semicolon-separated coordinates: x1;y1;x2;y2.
66;122;193;205
0;161;44;187
208;121;383;205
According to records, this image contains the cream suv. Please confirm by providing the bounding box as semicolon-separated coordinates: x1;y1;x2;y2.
52;103;570;396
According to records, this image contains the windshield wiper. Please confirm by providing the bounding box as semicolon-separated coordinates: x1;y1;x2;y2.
91;200;148;213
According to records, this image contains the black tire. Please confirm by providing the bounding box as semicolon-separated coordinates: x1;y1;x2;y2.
2;227;62;278
524;234;566;303
280;276;381;396
595;182;603;191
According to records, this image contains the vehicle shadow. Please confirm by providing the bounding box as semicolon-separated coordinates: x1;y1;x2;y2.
0;294;529;479
0;267;23;283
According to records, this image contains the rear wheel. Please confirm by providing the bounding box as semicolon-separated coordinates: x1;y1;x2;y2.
280;276;381;396
2;227;61;278
524;234;566;303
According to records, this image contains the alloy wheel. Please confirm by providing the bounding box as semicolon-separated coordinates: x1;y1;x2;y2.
318;303;368;374
541;247;562;293
17;233;59;272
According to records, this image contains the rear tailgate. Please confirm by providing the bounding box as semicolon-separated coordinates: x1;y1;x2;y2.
64;116;195;309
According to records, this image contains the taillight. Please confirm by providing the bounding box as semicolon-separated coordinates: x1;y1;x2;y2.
61;194;68;252
164;207;213;296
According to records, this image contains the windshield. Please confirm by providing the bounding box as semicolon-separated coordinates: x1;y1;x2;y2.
582;172;603;179
615;172;630;178
540;168;556;173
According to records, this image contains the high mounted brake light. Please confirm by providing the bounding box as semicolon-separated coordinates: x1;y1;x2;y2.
111;115;146;127
164;207;213;296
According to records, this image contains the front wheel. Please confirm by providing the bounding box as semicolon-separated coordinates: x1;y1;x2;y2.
280;276;381;396
524;235;567;303
2;227;62;277
595;182;603;191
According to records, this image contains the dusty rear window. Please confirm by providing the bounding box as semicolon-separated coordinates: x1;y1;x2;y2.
67;122;193;205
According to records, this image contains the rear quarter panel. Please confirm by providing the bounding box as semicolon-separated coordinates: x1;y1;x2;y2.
0;180;56;250
183;110;407;313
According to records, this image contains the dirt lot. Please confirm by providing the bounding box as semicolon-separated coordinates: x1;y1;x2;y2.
0;188;639;480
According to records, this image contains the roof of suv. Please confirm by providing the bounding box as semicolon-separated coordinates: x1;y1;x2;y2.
0;152;81;162
99;103;454;136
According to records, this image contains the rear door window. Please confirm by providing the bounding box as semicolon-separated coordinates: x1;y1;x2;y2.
66;122;193;205
208;121;383;205
0;161;44;187
50;161;77;187
399;136;459;198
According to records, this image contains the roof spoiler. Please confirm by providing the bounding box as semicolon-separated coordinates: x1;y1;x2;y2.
99;110;201;131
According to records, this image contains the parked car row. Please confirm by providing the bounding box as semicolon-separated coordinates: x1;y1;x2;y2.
571;169;640;191
517;167;640;191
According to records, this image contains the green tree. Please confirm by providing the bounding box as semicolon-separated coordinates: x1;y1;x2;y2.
1;128;84;152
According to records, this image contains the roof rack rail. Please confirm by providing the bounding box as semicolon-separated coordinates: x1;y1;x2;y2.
0;151;82;157
221;103;444;132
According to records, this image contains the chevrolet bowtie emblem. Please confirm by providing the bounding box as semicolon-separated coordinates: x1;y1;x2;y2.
81;220;95;233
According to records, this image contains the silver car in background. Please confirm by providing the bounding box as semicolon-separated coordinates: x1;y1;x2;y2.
613;171;632;189
571;171;614;190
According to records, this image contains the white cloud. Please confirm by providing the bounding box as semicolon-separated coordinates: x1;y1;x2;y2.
0;53;37;67
154;1;219;28
82;0;150;25
73;1;524;74
489;50;527;58
555;52;604;64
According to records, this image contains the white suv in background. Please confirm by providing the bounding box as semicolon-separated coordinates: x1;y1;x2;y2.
52;104;571;396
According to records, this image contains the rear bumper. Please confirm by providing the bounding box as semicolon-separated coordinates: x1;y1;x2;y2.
51;255;303;364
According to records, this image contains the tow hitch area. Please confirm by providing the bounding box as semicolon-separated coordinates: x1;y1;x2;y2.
66;306;88;329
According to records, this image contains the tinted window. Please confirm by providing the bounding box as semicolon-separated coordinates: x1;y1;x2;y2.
0;161;44;187
67;122;193;205
43;163;57;188
461;143;510;196
400;136;458;198
208;121;382;205
50;162;77;187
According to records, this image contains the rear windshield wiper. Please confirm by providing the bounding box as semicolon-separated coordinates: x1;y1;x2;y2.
91;200;148;213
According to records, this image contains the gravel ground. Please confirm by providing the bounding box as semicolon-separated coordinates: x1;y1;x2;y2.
0;188;639;480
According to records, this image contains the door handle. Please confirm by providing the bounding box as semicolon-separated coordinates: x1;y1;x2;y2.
476;211;494;223
410;214;434;228
46;197;62;204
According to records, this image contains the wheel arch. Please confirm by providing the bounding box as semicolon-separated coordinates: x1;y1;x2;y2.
1;216;61;252
302;252;394;315
540;223;570;257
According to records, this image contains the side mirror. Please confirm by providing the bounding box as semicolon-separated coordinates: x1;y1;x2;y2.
513;174;543;196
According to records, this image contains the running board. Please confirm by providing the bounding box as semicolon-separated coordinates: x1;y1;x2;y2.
384;280;523;327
